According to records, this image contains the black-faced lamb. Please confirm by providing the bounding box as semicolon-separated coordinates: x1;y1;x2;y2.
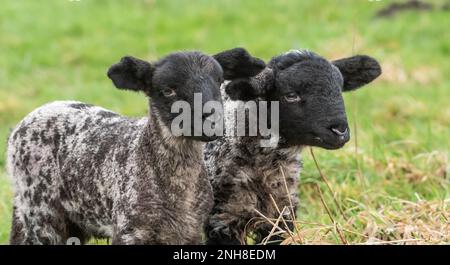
204;50;382;244
7;48;264;245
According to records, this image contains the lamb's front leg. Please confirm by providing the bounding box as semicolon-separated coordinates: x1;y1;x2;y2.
253;194;299;245
206;183;260;245
205;210;246;245
205;199;257;244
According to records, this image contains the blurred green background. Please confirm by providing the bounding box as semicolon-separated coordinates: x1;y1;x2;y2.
0;0;448;244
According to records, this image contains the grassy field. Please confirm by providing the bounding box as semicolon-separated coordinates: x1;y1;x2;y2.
0;0;448;244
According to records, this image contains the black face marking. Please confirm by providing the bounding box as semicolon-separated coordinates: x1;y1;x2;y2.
225;50;381;149
269;55;349;149
149;52;224;141
108;52;224;142
108;49;265;142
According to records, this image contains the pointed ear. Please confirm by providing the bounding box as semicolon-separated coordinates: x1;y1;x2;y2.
213;48;266;80
332;55;382;92
107;56;153;93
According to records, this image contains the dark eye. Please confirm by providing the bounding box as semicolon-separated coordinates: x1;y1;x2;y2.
161;88;176;97
284;92;301;103
217;76;224;84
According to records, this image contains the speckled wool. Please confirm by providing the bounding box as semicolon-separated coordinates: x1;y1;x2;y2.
7;100;212;244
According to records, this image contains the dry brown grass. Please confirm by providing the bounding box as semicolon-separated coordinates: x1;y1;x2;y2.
255;149;449;245
258;188;449;245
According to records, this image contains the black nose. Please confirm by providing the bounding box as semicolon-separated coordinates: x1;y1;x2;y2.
329;124;349;137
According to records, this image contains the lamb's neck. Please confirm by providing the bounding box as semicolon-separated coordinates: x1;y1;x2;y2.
134;104;205;205
139;104;203;167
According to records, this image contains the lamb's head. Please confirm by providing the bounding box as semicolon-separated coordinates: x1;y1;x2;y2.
225;50;382;149
107;49;265;142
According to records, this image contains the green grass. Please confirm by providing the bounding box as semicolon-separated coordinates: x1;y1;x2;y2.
0;174;12;243
0;0;448;244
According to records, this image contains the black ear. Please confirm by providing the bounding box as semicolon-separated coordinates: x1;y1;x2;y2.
225;79;257;101
332;55;382;91
213;48;266;80
107;56;153;92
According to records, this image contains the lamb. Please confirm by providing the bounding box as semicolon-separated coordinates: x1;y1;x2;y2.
204;50;382;244
7;48;264;245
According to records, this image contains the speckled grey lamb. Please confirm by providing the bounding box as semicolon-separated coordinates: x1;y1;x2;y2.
7;48;265;245
204;50;382;244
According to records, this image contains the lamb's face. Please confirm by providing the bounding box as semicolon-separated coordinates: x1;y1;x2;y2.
108;48;267;142
271;56;350;149
225;50;381;150
150;52;224;142
107;52;224;142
